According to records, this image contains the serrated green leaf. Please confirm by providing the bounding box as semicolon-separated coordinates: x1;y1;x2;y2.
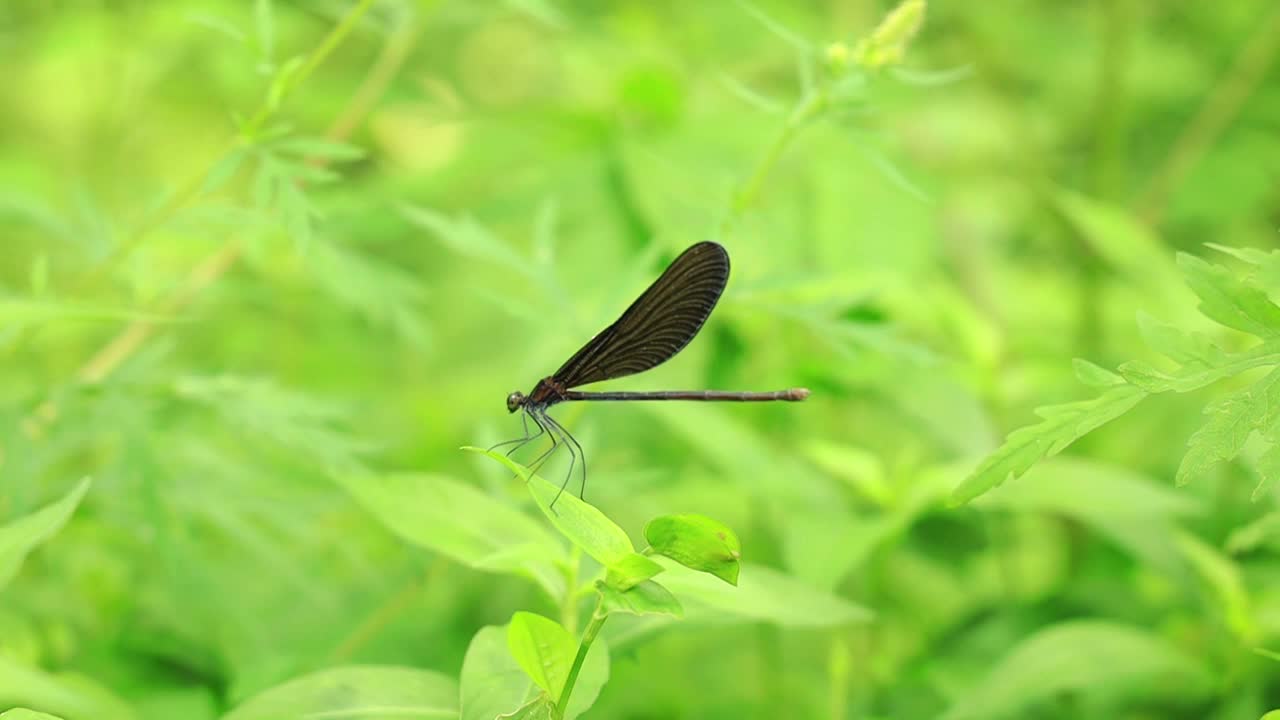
309;239;431;348
1177;366;1280;486
1072;358;1124;388
597;579;684;618
465;448;642;575
222;666;458;720
1119;341;1280;393
942;621;1211;720
0;478;91;591
335;471;566;598
506;612;575;698
1136;311;1223;366
644;514;741;585
1179;253;1280;339
173;375;370;473
1253;440;1280;501
401;206;532;277
951;385;1147;504
201;148;247;195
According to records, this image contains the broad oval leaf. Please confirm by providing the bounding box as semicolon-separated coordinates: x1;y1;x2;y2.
942;620;1211;720
644;514;741;585
506;612;576;699
655;559;871;627
0;711;65;720
461;624;608;720
0;478;91;591
598;579;684;618
465;448;644;575
221;666;457;720
336;471;566;598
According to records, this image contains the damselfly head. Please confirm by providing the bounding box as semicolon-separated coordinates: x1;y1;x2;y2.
506;391;526;413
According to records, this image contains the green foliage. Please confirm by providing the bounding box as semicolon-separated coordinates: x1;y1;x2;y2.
0;711;65;720
506;612;577;701
941;621;1212;720
956;248;1280;504
0;479;90;590
644;513;742;585
221;666;458;720
5;0;1280;717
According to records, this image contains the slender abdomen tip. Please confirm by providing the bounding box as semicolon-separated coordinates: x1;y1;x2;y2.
789;388;811;400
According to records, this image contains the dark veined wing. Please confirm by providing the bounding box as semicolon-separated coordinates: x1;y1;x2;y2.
552;241;730;389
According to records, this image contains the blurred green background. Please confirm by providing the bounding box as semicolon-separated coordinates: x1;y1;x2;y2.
3;0;1280;718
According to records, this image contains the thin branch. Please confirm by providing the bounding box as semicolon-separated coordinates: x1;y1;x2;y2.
1137;3;1280;225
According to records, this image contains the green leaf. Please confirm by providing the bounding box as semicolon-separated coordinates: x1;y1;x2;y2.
1119;341;1280;393
460;627;536;720
977;458;1200;572
942;621;1211;720
506;612;576;699
0;711;65;720
0;478;91;591
461;625;608;720
598;579;684;618
1053;190;1181;297
1253;441;1280;500
1226;512;1280;554
0;655;136;720
644;514;742;585
1177;532;1256;643
221;666;458;720
1207;243;1280;291
950;385;1147;505
273;136;365;161
1261;711;1280;720
29;254;49;295
401;206;532;277
335;471;566;598
173;375;370;474
1177;366;1280;486
655;559;872;627
802;440;892;505
201;147;247;195
1179;252;1280;339
498;696;558;720
1136;311;1223;366
465;448;655;579
1072;358;1125;388
0;299;167;331
604;552;665;591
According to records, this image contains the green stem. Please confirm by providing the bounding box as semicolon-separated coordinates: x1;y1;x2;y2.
561;546;582;634
721;88;827;238
85;0;376;285
556;595;607;714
